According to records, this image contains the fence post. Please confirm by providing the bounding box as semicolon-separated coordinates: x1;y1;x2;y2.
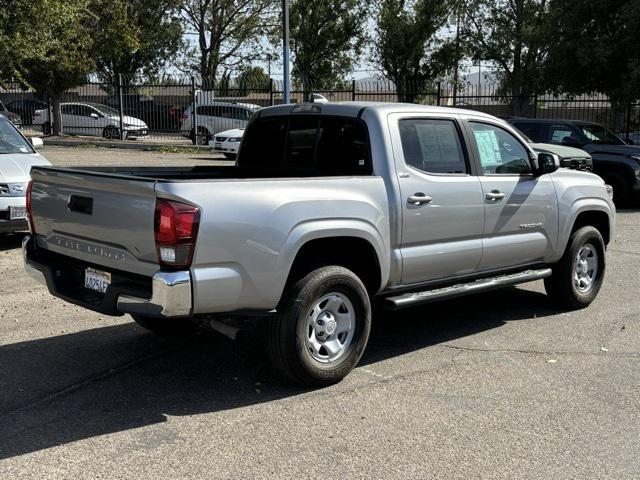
533;92;538;118
625;102;631;143
436;81;441;106
191;75;198;145
47;96;53;135
352;80;356;102
117;74;125;141
269;78;274;106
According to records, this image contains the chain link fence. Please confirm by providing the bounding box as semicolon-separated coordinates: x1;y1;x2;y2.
1;76;638;145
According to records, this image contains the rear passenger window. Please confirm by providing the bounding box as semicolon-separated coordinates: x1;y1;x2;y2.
399;119;468;174
548;124;575;144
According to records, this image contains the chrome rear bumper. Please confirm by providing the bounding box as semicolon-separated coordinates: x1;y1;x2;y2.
23;235;192;318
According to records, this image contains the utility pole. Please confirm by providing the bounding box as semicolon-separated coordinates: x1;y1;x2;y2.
282;0;291;104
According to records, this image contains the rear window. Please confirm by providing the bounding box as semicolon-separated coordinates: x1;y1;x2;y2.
512;121;545;142
239;115;371;175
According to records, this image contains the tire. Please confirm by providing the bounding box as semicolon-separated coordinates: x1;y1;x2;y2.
606;174;629;206
131;314;196;336
544;226;605;309
190;127;210;145
223;153;236;160
103;125;120;140
266;266;371;386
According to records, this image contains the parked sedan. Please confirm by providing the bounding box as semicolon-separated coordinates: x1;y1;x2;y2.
0;115;50;233
32;102;148;139
208;128;244;159
0;101;22;127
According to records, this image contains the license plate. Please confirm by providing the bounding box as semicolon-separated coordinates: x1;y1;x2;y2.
84;268;111;294
9;206;27;220
214;142;222;149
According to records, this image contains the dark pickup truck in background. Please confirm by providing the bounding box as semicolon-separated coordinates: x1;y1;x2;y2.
508;118;640;204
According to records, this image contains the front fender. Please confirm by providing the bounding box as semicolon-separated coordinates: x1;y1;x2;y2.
551;197;615;263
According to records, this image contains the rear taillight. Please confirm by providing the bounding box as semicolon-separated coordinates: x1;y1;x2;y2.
154;199;200;270
26;180;35;234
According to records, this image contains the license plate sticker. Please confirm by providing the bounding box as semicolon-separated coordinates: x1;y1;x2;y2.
85;268;111;294
9;206;27;220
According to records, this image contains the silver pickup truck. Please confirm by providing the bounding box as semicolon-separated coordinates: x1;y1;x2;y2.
23;103;615;386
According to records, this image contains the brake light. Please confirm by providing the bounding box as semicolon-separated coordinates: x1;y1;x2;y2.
154;199;200;270
26;180;35;234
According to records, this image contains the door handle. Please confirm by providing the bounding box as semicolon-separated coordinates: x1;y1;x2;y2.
485;190;506;202
407;193;433;206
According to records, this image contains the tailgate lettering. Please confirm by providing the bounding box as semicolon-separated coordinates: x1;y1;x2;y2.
51;235;127;262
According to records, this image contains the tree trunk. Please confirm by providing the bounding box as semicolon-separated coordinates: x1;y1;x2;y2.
51;94;63;136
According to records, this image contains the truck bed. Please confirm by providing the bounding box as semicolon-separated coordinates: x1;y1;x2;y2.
37;164;371;181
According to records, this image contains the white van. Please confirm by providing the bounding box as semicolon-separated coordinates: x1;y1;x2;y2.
181;102;260;145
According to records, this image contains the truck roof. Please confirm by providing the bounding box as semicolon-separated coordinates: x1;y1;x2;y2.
258;102;497;120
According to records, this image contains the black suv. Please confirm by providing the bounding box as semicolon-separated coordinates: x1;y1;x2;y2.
507;118;640;203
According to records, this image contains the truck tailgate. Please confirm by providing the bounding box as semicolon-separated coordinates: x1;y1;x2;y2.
30;167;159;277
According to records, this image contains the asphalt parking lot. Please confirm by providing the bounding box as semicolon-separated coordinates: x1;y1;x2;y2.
0;146;638;479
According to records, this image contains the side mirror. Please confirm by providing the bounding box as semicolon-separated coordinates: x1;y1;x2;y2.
29;137;44;150
537;152;561;175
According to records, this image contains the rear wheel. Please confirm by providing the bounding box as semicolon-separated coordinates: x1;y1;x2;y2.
131;314;196;336
266;266;371;386
544;226;605;309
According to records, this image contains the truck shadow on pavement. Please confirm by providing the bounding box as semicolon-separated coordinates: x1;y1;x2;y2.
0;287;561;460
0;232;27;252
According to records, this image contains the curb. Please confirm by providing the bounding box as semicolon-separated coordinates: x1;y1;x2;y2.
42;139;211;151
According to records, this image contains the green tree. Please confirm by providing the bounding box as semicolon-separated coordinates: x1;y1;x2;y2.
545;0;640;106
11;0;96;134
176;0;277;85
374;0;456;103
290;0;367;99
237;65;271;90
461;0;551;115
94;0;184;80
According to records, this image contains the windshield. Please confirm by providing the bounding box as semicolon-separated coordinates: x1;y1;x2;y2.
0;116;33;154
90;103;120;116
579;124;625;145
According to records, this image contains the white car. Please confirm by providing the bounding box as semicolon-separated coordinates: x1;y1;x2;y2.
182;102;259;145
32;102;148;139
208;128;244;159
0;116;50;233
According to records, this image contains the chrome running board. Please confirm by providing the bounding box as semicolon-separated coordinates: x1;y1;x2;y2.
385;268;552;309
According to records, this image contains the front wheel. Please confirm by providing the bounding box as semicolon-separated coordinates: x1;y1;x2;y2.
131;314;196;336
103;125;120;140
544;226;606;309
266;266;371;386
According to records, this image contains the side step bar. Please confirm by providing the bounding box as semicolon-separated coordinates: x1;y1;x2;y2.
385;268;552;310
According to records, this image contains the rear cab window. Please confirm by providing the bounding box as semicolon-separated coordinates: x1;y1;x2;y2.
238;115;371;176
